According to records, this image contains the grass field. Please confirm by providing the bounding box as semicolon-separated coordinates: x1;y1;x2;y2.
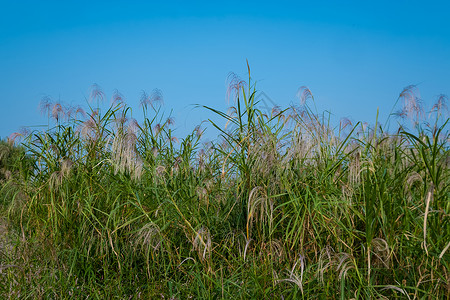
0;71;449;298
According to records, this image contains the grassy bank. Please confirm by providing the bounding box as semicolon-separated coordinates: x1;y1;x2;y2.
0;73;449;299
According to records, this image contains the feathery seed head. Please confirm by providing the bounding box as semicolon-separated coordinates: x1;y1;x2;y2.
335;252;356;281
398;85;424;123
247;186;273;239
226;72;246;103
150;88;163;105
431;94;448;115
135;222;162;253
297;86;313;105
49;171;63;189
151;147;159;158
193;226;212;261
340;117;353;131
275;256;305;293
405;171;423;201
348;150;361;185
113;115;128;129
166;117;175;126
0;144;10;161
140;89;163;108
139;90;150;108
271;105;281;117
51;103;65;122
261;239;285;263
39;96;53;116
196;186;208;205
194;125;204;139
80;117;97;140
8;132;23;146
49;158;74;189
371;238;390;268
4;169;12;180
89;83;105;103
318;247;355;284
155;165;166;178
153;124;161;136
111;89;125;105
60;158;74;178
111;124;143;181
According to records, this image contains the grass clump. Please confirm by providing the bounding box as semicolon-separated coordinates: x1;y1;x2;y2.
0;68;449;299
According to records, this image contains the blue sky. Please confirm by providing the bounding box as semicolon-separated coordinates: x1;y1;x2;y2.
1;1;449;140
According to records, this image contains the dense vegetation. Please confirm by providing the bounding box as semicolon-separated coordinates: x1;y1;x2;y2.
1;71;449;298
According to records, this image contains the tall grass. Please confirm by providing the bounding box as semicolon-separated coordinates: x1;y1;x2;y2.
0;70;449;298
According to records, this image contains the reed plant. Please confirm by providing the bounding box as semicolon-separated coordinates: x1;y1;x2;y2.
0;69;448;299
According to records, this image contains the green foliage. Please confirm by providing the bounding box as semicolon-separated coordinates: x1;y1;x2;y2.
0;74;449;298
0;139;33;184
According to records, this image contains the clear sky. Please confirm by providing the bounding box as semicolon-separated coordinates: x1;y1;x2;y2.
1;0;449;140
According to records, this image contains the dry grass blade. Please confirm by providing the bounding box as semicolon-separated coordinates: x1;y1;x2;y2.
423;185;433;256
438;241;450;260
